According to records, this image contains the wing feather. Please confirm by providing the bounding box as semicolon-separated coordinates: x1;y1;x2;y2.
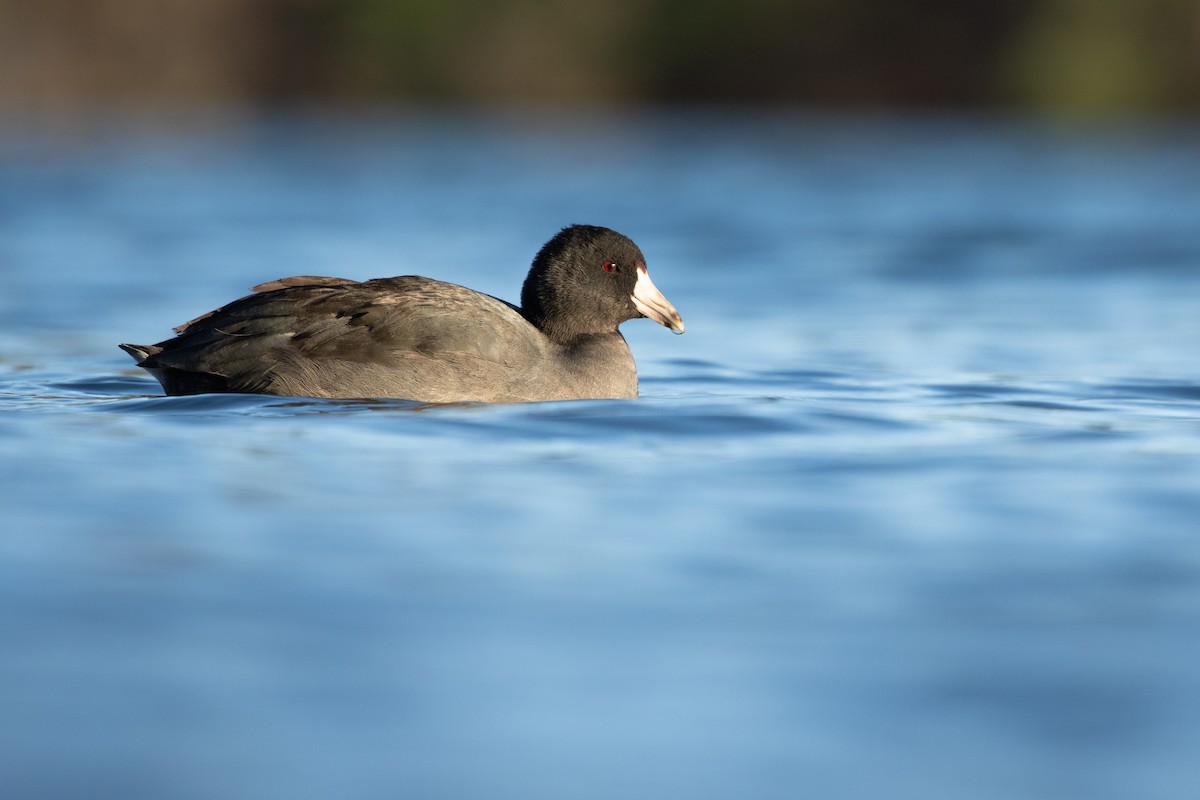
145;276;542;397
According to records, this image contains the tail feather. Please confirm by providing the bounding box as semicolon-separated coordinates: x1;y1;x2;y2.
119;343;158;363
120;342;230;395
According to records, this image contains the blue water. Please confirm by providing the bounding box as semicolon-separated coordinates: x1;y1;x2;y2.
3;112;1200;799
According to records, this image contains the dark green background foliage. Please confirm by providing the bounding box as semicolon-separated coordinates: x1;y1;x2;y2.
3;0;1197;115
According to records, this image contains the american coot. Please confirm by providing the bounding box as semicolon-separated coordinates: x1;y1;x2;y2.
120;225;685;403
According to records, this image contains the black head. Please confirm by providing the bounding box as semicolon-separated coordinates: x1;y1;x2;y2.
520;225;684;344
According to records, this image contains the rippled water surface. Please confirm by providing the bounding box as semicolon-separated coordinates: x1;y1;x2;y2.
3;113;1200;799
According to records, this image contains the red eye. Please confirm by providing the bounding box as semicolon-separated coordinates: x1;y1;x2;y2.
602;261;618;273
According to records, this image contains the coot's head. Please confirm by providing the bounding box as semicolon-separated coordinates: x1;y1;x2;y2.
520;225;685;344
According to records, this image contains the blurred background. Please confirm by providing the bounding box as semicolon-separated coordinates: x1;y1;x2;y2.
5;5;1200;800
2;0;1198;123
